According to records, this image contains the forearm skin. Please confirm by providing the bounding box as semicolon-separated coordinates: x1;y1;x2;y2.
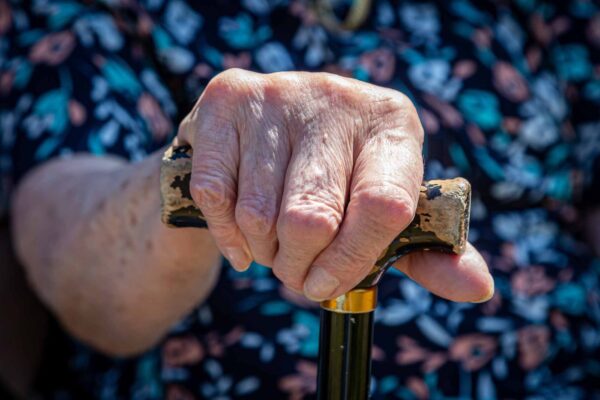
11;150;221;356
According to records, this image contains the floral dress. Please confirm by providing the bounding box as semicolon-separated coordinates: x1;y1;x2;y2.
1;0;600;399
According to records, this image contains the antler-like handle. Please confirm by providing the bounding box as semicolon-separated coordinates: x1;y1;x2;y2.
160;144;471;286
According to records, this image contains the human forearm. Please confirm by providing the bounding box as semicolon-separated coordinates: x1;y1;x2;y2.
11;150;221;356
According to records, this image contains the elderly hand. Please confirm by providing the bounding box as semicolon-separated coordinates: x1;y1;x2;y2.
179;69;493;302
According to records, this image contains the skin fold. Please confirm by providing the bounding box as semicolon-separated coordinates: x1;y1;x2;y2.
12;70;493;356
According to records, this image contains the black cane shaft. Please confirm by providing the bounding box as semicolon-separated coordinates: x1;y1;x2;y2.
317;310;374;400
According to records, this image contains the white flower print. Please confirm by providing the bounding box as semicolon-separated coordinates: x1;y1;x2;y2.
74;14;124;51
293;25;329;67
399;3;440;45
408;59;462;101
255;42;294;72
242;0;283;15
164;0;203;45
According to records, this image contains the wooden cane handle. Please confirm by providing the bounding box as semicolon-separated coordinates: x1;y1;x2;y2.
160;144;471;283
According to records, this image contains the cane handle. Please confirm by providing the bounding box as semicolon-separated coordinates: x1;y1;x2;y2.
160;144;471;288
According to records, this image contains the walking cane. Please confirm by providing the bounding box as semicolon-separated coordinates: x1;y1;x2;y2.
160;144;471;400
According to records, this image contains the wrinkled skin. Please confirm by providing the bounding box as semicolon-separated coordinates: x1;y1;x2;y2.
178;69;492;301
13;70;492;356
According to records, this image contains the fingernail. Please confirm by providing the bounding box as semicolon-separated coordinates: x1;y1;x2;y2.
471;281;495;304
223;247;252;272
304;266;340;301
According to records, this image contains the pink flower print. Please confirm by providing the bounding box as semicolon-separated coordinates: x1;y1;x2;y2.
223;52;252;70
205;332;225;357
518;325;549;370
588;14;600;47
551;17;571;37
396;336;447;372
511;266;556;297
550;310;569;330
396;336;429;365
92;54;106;68
138;93;173;141
0;1;11;35
472;28;492;48
449;334;497;371
0;71;13;95
531;14;552;45
492;256;513;273
466;124;486;146
165;384;196;400
29;32;76;66
289;1;319;26
420;108;440;135
360;48;396;83
422;94;463;129
526;47;542;72
558;268;574;283
453;60;476;79
494;243;516;272
193;63;213;79
224;326;245;346
279;360;317;400
502;117;521;135
137;13;154;37
162;335;204;367
205;326;245;358
480;290;502;315
493;62;529;102
371;344;385;362
407;376;429;400
422;352;447;373
379;28;405;44
68;100;87;127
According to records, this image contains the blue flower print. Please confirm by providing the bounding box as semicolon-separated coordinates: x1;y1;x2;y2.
457;90;502;130
219;13;271;49
553;283;587;315
552;44;592;82
163;0;203;45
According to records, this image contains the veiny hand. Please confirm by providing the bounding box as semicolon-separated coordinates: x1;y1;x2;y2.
178;69;493;302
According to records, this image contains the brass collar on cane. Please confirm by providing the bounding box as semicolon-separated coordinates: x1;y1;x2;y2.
321;286;378;313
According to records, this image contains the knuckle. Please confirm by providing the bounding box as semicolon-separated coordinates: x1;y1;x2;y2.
314;73;354;102
190;173;236;217
353;187;415;230
209;68;242;89
203;74;231;102
314;71;350;90
235;195;277;236
370;92;424;143
377;91;413;115
204;69;254;102
278;205;341;243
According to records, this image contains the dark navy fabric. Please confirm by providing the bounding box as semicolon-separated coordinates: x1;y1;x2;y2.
1;1;599;398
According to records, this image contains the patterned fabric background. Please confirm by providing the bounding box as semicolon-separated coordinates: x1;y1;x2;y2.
1;0;599;398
